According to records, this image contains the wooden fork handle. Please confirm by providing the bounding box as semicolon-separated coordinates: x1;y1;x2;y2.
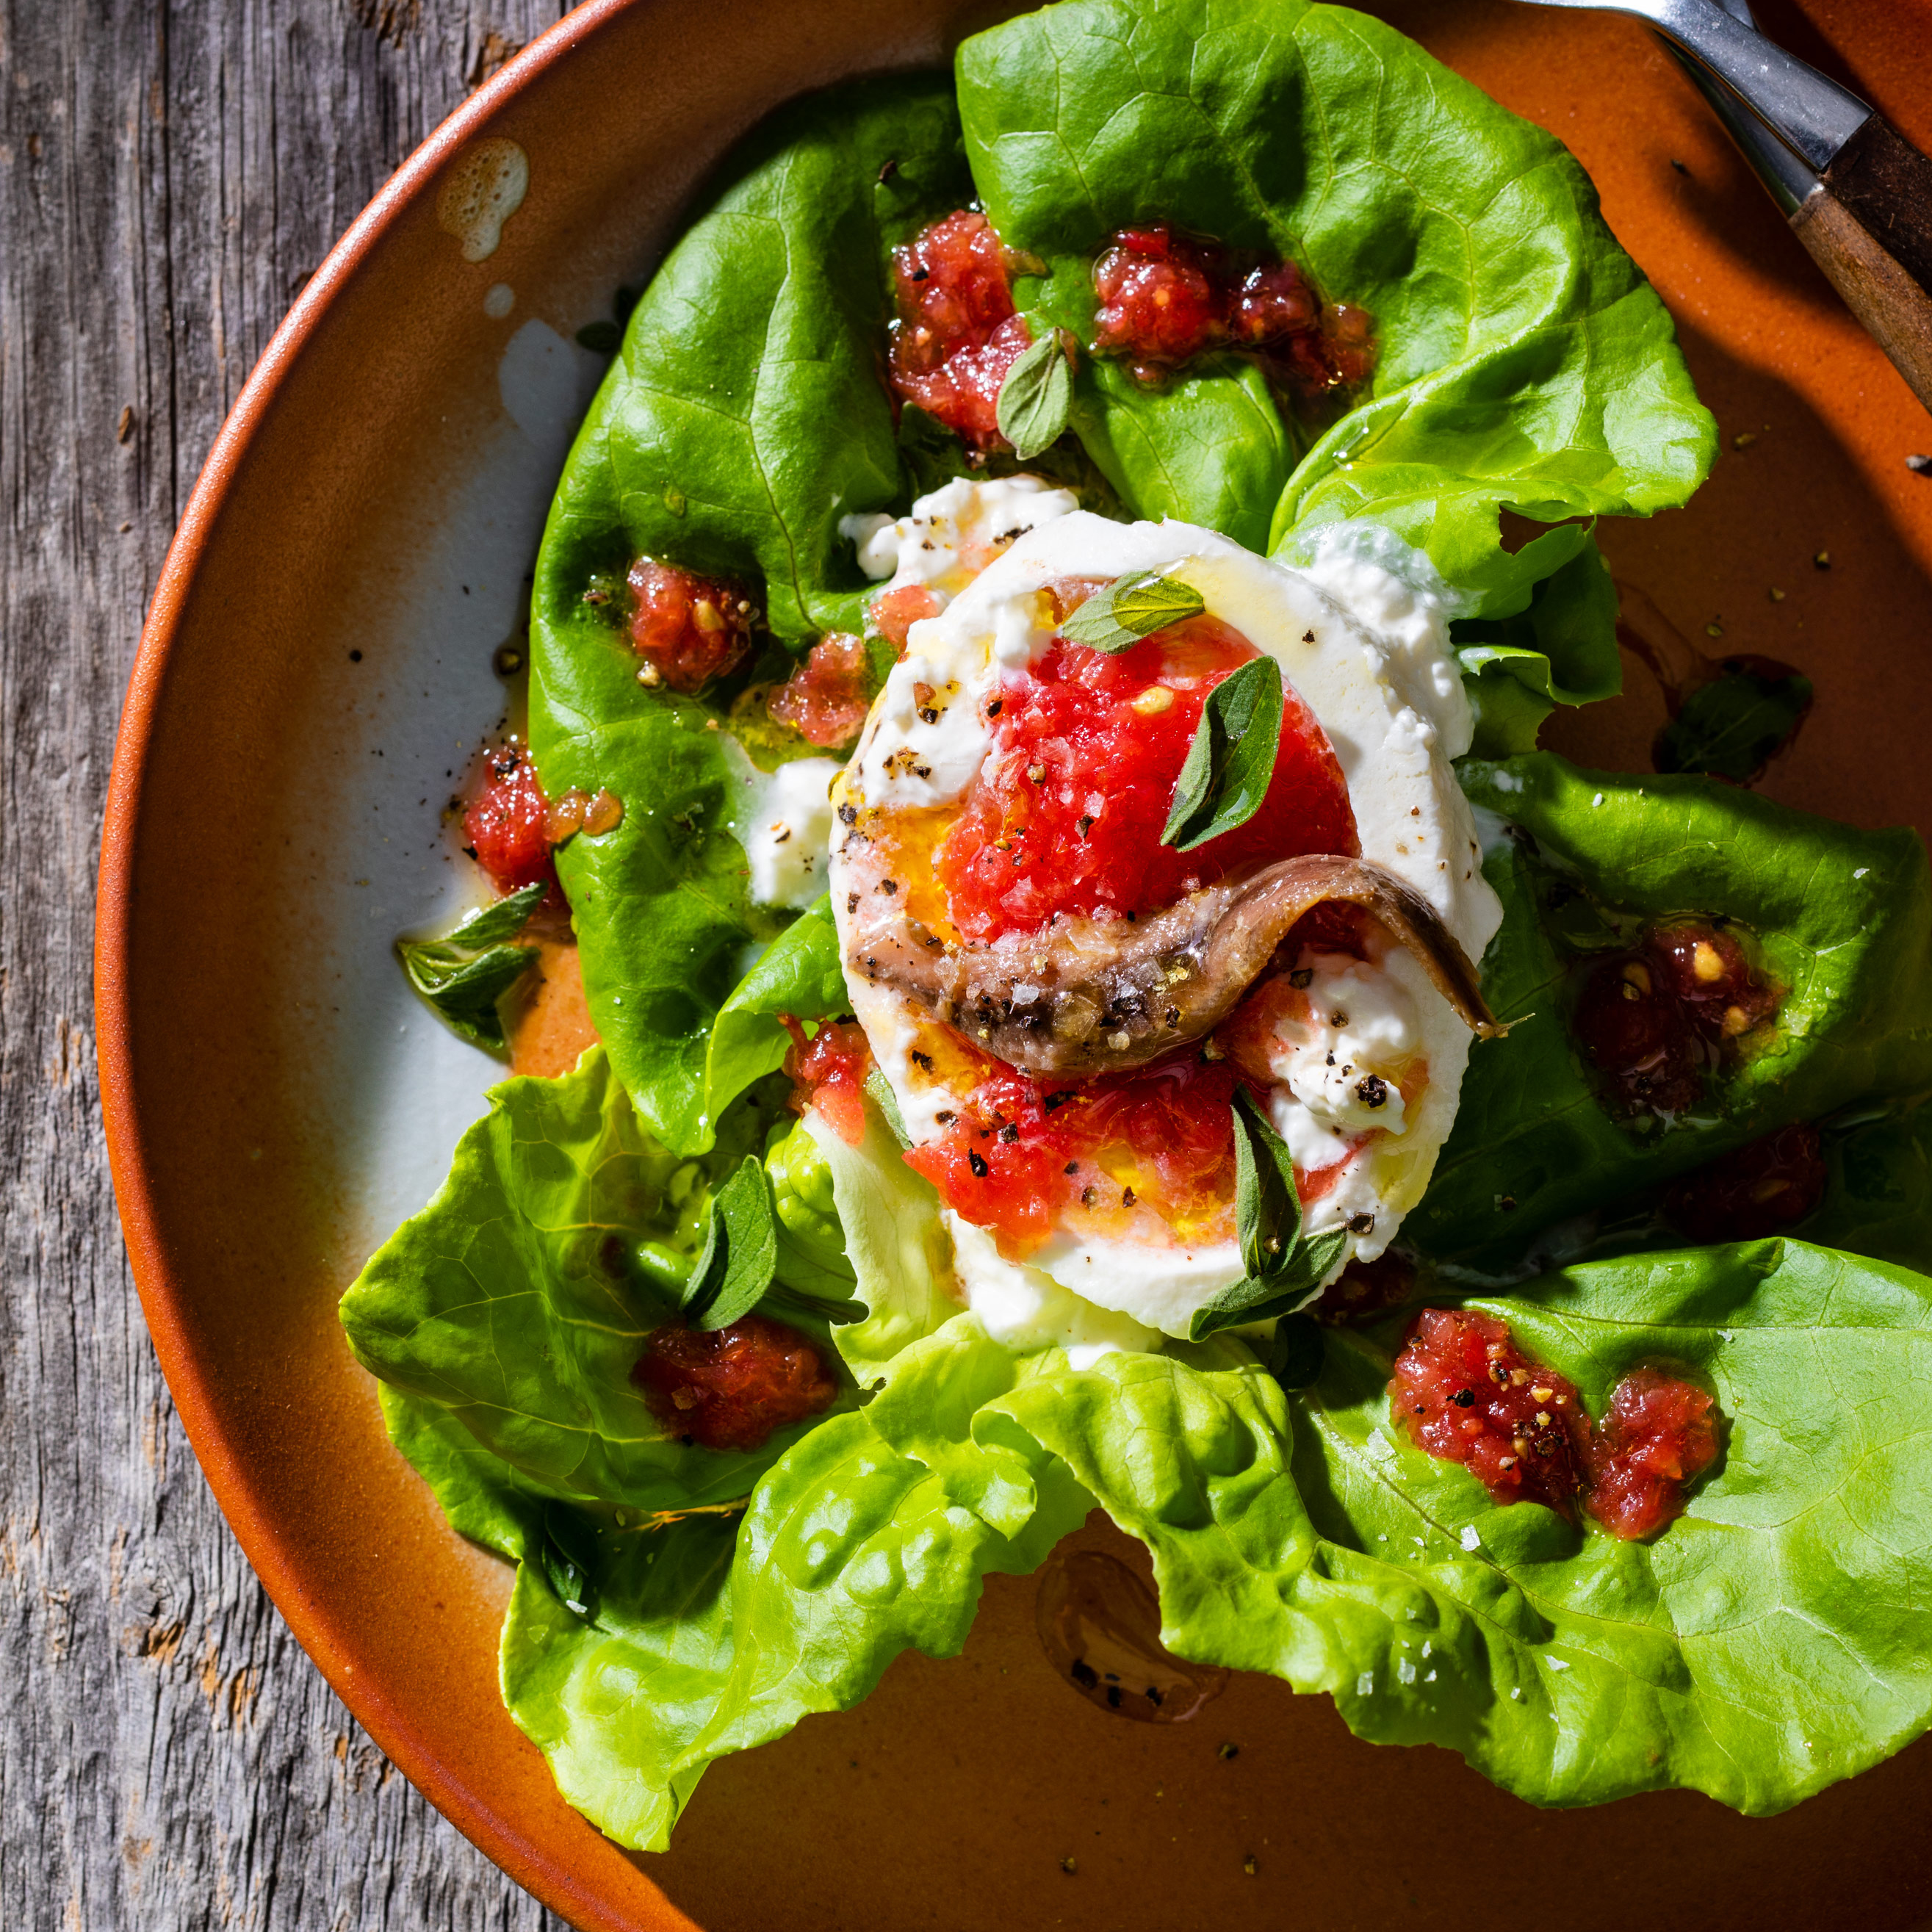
1790;114;1932;415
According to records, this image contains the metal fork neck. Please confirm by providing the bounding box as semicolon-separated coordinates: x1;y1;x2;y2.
1631;0;1870;171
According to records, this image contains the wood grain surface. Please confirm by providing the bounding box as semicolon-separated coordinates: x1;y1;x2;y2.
1;6;571;1924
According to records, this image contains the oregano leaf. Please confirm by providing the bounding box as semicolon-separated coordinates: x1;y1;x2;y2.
681;1156;780;1330
537;1503;599;1623
1161;655;1283;851
447;879;549;948
863;1065;912;1149
1186;1092;1349;1339
395;880;547;1055
1059;569;1205;653
995;329;1073;460
1232;1084;1302;1280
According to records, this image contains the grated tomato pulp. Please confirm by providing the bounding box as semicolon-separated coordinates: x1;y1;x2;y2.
1391;1307;1721;1540
464;745;558;900
904;1052;1244;1255
887;210;1031;447
1392;1308;1590;1518
781;1015;873;1148
1585;1368;1720;1541
633;1314;839;1452
1092;223;1375;398
1663;1121;1825;1244
934;609;1358;942
1572;920;1779;1118
627;558;759;693
769;633;872;747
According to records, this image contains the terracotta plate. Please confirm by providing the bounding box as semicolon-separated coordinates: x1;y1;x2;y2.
97;1;1932;1927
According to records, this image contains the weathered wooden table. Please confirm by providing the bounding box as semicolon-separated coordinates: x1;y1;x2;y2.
4;7;575;1923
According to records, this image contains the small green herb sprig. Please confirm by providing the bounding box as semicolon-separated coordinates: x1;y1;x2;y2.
1188;1087;1347;1344
994;330;1074;460
679;1153;865;1332
395;880;547;1056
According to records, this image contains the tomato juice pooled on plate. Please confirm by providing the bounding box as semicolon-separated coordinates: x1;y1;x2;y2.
935;606;1358;940
1391;1307;1721;1540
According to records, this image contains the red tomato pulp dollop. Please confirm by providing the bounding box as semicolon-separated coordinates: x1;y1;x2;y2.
1392;1308;1591;1518
887;210;1030;448
782;1016;872;1148
1585;1368;1720;1541
934;610;1358;942
464;745;558;898
904;1053;1245;1255
1391;1308;1721;1540
769;633;872;747
1572;920;1779;1118
1663;1121;1826;1244
1092;223;1375;397
634;1314;839;1452
627;558;758;693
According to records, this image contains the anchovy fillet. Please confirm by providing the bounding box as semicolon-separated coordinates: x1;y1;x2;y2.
845;854;1500;1076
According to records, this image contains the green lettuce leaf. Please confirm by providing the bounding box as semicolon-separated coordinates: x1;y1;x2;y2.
528;79;968;1154
956;0;1715;644
699;893;846;1155
1806;1102;1932;1270
1409;754;1932;1270
807;1095;959;1378
987;1240;1932;1815
497;1319;1092;1850
386;1228;1932;1837
339;1050;837;1510
1281;1239;1932;1812
1451;541;1623;757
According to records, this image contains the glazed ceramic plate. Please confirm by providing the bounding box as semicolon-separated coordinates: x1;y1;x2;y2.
98;1;1932;1926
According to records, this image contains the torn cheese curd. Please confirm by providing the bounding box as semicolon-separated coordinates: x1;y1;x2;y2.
827;497;1502;1350
841;473;1079;653
740;754;843;910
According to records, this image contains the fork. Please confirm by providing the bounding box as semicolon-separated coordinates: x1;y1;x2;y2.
1513;0;1932;412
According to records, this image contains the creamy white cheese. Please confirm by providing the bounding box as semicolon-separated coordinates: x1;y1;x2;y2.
841;473;1078;601
1269;952;1418;1141
949;1216;1159;1366
743;756;842;909
832;499;1504;1341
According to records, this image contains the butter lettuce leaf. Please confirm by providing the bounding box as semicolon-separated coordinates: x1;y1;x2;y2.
339;1050;836;1510
497;1320;1092;1850
699;891;846;1144
1805;1102;1932;1271
978;1241;1932;1815
806;1095;959;1378
1278;1239;1932;1813
384;1227;1932;1839
1410;754;1932;1270
956;0;1715;640
529;79;968;1154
